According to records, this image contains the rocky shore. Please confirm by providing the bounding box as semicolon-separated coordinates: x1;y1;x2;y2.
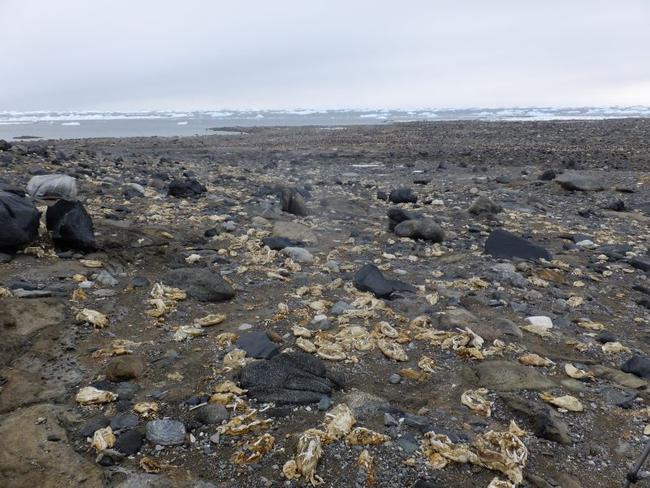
1;119;649;487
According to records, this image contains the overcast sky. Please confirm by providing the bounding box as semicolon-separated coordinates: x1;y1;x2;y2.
1;0;649;111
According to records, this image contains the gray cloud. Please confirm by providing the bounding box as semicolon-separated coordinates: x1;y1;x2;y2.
1;0;649;110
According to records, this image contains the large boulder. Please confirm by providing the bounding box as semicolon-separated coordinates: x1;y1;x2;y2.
164;267;235;302
240;352;341;404
353;264;416;299
485;229;551;261
45;200;97;252
0;189;40;251
27;174;77;201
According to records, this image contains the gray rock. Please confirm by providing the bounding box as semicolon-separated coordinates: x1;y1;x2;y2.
281;246;313;263
27;174;77;201
96;270;119;287
145;419;186;446
164;267;235;302
394;219;444;243
272;221;317;245
195;404;229;425
343;391;390;419
11;289;52;298
331;301;351;316
468;195;502;215
472;360;556;391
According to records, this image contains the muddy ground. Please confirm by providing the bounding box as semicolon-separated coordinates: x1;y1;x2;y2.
1;119;650;487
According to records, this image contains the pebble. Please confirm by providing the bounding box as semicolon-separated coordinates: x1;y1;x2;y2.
145;419;186;446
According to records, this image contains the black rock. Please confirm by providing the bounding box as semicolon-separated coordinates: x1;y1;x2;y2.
630;257;650;272
45;200;97;252
0;189;41;251
596;331;617;344
240;352;341;404
236;330;280;359
621;355;650;378
168;178;206;198
164;267;235;302
485;229;552;261
262;236;300;250
604;198;626;211
114;429;143;455
0;139;11;151
79;416;110;437
131;276;150;288
538;169;556;181
280;187;308;216
376;189;388;201
353;264;416;299
389;187;417;204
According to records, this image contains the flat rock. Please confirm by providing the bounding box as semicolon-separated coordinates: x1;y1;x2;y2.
343;391;391;420
555;173;605;191
164;267;235;302
240;352;340;404
145;419;186;446
236;330;279;359
501;393;572;444
353;263;416;299
591;365;648;389
472;360;556;391
0;404;104;487
485;229;552;261
272;221;317;245
194;404;229;425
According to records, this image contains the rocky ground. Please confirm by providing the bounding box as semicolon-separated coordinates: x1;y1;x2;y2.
1;119;650;488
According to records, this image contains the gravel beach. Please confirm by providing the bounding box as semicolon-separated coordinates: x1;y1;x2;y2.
1;119;649;488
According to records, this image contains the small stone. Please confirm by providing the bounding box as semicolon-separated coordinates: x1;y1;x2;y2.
106;356;145;382
115;429;143;455
389;373;401;384
318;397;332;411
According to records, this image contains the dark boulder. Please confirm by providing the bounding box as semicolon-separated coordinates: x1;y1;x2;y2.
387;207;417;231
163;267;235;302
45;200;97;252
485;229;551;261
0;189;40;251
389;187;417;204
621;355;650;379
353;264;416;299
262;236;301;250
240;352;342;404
168;178;206;198
555;173;605;191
